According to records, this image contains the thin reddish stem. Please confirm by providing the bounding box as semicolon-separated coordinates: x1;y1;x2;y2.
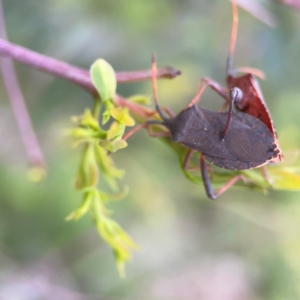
226;1;238;74
187;79;208;107
0;1;45;167
0;38;181;97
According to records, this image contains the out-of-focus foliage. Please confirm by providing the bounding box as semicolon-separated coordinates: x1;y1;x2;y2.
66;59;138;277
0;0;300;299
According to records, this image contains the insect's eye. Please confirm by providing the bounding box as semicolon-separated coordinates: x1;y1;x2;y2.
230;87;243;104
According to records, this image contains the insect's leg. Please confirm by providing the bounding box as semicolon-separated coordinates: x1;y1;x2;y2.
202;77;230;103
122;122;169;141
161;106;175;118
226;1;238;75
124;51;174;141
200;155;248;200
227;3;265;80
190;3;237;109
146;124;170;137
261;165;273;186
122;123;147;141
199;77;231;113
187;79;209;107
187;76;230;107
145;106;175;120
200;155;218;199
182;148;193;169
221;87;242;139
151;54;168;121
182;150;214;176
231;67;265;80
122;123;146;141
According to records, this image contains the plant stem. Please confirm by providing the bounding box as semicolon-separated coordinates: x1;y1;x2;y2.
0;1;45;168
0;38;181;96
93;97;102;120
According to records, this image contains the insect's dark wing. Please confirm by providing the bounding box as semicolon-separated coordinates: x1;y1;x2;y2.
224;113;280;163
204;155;265;170
204;110;279;170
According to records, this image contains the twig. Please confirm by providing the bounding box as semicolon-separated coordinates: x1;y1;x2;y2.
0;35;181;124
116;66;181;82
0;38;181;97
0;0;45;167
279;0;300;9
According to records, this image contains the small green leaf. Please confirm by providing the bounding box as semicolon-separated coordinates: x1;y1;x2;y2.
127;95;151;105
113;222;140;250
100;186;129;202
70;138;95;148
107;122;125;141
75;143;99;190
95;145;125;179
70;109;100;130
66;191;93;221
93;190;112;216
65;127;106;140
267;168;300;190
93;214;139;278
90;59;116;103
99;139;128;153
80;109;100;130
110;107;135;127
102;101;114;125
94;145;125;191
114;250;128;278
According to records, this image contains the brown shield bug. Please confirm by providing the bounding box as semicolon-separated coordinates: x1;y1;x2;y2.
141;54;280;199
201;2;282;164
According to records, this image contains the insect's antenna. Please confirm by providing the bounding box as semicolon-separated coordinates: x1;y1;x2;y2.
187;79;208;108
226;1;238;75
221;87;242;140
152;53;168;121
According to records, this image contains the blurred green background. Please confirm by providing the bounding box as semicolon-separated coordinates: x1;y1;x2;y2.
0;0;300;299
